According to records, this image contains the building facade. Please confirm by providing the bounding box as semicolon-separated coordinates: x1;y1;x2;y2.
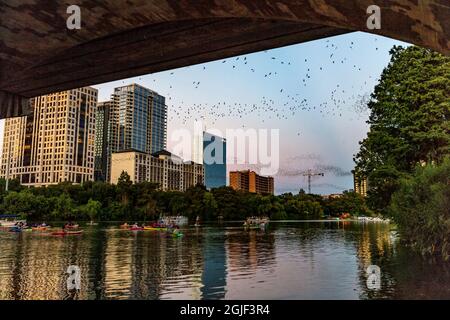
353;171;369;197
110;150;204;191
203;132;227;189
111;83;167;154
94;101;111;181
0;88;97;186
97;84;167;182
229;170;274;195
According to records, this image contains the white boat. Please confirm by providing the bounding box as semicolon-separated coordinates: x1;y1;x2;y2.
194;216;201;227
244;216;270;229
0;215;27;228
160;215;188;226
357;216;390;223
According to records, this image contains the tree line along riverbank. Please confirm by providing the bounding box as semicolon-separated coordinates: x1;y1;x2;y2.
0;172;371;224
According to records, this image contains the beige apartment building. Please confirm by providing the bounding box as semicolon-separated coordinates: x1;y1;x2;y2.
110;149;204;191
0;88;97;186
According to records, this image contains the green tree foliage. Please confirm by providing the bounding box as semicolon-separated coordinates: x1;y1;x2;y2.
202;192;218;220
323;191;373;217
354;46;450;214
0;181;369;223
390;157;450;260
79;199;101;222
117;171;133;205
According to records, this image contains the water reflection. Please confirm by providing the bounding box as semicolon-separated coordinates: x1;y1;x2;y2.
0;222;448;300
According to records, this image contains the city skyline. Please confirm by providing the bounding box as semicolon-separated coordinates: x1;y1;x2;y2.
0;32;410;194
93;32;410;195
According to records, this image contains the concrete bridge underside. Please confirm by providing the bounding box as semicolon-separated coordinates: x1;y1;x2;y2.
0;0;449;118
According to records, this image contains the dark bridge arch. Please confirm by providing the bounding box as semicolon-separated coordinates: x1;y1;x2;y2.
0;0;449;118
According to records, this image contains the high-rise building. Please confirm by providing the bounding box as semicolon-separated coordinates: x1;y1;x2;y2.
110;149;204;191
94;101;111;181
352;170;369;197
203;132;226;189
0;88;97;186
111;83;167;154
98;84;167;182
229;170;274;195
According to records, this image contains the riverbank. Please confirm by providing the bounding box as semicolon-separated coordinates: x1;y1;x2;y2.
0;179;373;223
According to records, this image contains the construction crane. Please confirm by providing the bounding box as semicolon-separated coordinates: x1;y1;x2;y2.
302;169;324;194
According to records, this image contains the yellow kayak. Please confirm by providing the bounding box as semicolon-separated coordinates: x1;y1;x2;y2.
144;226;168;231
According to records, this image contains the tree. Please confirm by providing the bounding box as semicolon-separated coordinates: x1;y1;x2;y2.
202;192;218;220
117;171;132;205
390;157;450;260
354;46;450;213
52;193;75;220
80;199;101;222
324;191;372;217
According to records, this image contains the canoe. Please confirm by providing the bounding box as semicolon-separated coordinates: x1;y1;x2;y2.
51;230;83;236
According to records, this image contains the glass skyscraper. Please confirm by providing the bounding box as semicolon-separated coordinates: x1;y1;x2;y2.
203;132;227;189
94;101;111;181
96;84;167;182
113;83;167;153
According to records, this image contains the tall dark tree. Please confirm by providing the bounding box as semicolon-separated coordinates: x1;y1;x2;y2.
354;46;450;213
117;171;132;205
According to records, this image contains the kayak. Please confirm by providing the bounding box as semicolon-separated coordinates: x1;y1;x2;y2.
51;230;83;236
172;232;183;238
144;226;168;231
32;226;49;231
65;224;79;229
129;227;144;231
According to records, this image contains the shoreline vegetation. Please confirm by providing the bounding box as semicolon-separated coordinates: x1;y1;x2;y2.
0;172;374;224
353;46;449;260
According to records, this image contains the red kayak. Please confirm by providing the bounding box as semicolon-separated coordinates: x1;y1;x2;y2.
129;227;143;231
51;230;83;236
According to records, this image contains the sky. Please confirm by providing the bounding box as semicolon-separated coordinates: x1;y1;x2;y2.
0;32;410;195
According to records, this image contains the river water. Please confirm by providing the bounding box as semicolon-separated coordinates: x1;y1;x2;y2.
0;221;449;300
